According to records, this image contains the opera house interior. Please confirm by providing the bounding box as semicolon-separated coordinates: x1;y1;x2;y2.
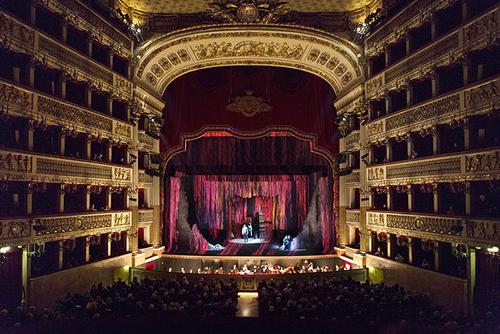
0;0;499;332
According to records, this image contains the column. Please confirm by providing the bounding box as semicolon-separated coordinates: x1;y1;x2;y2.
62;21;68;44
21;246;32;308
407;185;414;212
407;237;414;265
430;15;437;40
461;0;468;22
385;95;391;115
12;67;21;84
124;232;130;252
107;97;113;116
387;186;393;211
405;34;411;55
27;62;35;89
85;185;91;211
106;233;112;257
369;231;374;253
464;119;470;150
384;45;390;67
387;234;393;259
58;241;64;270
407;134;414;158
432;127;440;155
433;184;439;214
434;242;441;271
59;130;66;156
106;142;113;162
85;135;92;160
26;122;34;151
462;58;470;86
29;2;36;25
406;83;413;106
85;86;92;109
84;236;91;263
431;73;439;97
467;247;476;314
26;184;32;215
108;51;114;70
386;140;393;162
106;188;112;210
58;184;65;213
464;182;471;215
60;76;67;100
87;37;93;57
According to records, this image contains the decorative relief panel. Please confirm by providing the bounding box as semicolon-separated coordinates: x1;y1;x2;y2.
113;167;131;182
193;41;304;60
138;210;154;224
367;212;385;226
385;94;460;132
0;219;31;241
35;213;113;236
38;96;113;134
346;209;360;224
0;82;33;115
467;219;500;244
113;74;133;100
366;74;384;95
37;158;112;180
138;171;154;184
367;120;384;137
345;171;360;184
386;213;464;237
113;121;132;139
138;132;156;150
386;158;462;180
465;150;500;173
464;10;498;44
345;131;360;150
0;152;32;173
112;212;132;227
367;166;385;182
0;12;35;52
464;78;500;110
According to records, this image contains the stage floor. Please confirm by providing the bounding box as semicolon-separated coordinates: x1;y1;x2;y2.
204;238;320;256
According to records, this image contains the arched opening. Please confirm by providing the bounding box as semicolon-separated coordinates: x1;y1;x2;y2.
160;66;339;255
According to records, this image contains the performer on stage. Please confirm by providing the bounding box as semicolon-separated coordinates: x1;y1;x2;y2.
242;223;248;242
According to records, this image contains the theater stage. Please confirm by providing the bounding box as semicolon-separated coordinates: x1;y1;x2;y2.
205;238;318;256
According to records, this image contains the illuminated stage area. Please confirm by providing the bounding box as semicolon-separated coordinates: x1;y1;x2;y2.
161;67;338;256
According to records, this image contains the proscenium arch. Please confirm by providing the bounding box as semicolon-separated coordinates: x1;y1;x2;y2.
134;24;364;99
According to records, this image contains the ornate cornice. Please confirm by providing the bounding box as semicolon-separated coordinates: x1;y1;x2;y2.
134;24;363;99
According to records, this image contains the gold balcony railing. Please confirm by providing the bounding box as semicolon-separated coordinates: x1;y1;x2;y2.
345;209;361;225
0;80;133;144
366;210;500;246
0;12;132;100
366;148;500;186
366;6;500;99
138;209;154;225
366;77;500;142
0;210;132;246
0;148;132;186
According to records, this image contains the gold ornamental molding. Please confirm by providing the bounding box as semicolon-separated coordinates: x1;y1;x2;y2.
0;12;133;101
0;148;132;187
366;210;500;247
0;80;132;145
134;24;363;98
365;77;500;143
226;90;272;117
0;211;132;247
365;148;500;187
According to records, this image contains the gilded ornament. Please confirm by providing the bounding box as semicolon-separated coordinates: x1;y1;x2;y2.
226;90;272;117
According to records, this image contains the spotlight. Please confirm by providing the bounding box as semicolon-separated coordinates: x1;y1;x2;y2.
0;246;10;254
487;246;499;253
